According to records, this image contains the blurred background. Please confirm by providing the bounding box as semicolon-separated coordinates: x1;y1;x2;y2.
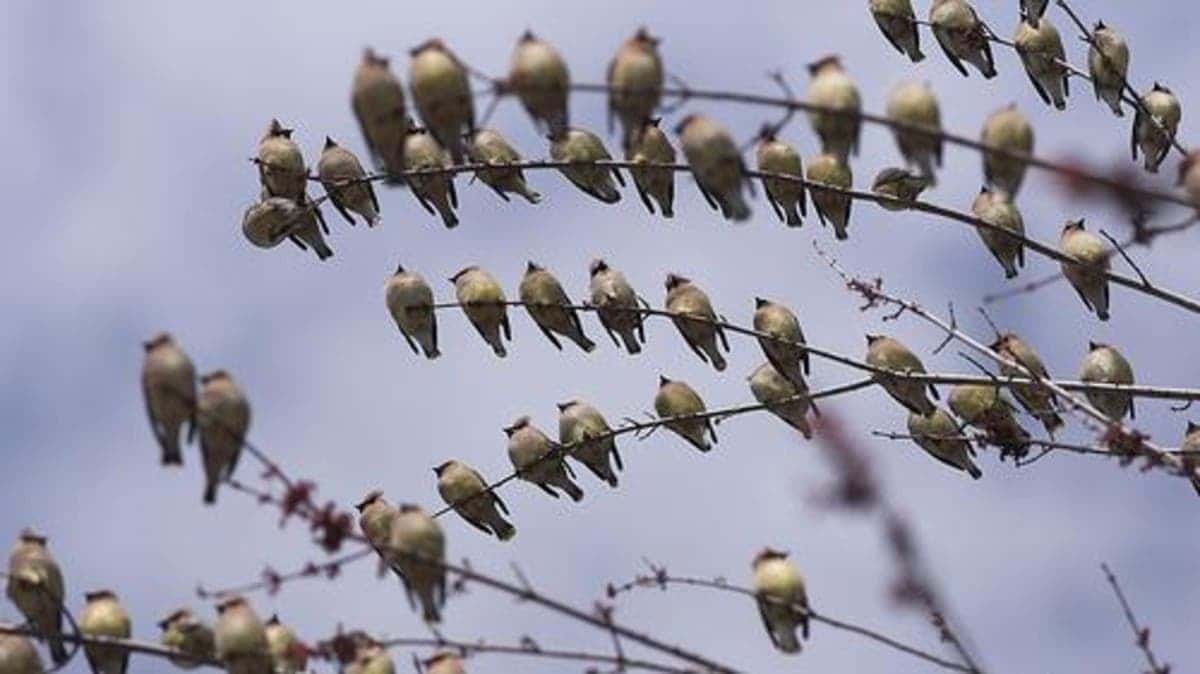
2;1;1199;672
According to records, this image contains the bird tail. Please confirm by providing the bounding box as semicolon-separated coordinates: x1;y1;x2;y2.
573;333;597;353
710;350;727;372
784;203;802;227
421;599;441;624
437;204;459;229
490;339;508;358
620;331;642;355
203;480;219;505
161;433;183;466
726;193;752;222
560;478;584;502
774;626;801;654
49;635;68;665
314;240;334;261
493;519;517;541
965;459;983;480
518;183;543;204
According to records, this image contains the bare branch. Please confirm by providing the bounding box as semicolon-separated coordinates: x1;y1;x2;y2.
1099;564;1172;674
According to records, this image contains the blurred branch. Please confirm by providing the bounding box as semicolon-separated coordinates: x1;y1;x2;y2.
0;624;222;670
1099;564;1172;674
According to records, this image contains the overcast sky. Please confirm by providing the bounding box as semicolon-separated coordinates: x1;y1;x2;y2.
3;1;1199;672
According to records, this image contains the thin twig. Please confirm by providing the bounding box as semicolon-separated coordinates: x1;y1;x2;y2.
372;635;689;673
1099;563;1171;674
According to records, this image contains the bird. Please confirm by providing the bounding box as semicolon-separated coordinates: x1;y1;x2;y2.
1059;219;1111;321
755;128;807;226
345;638;394;674
0;630;44;674
548;127;625;204
865;334;938;415
465;128;541;204
1181;422;1200;495
625;118;676;217
752;297;810;389
589;259;645;355
654;376;717;453
318;137;381;227
519;262;595;352
423;651;466;674
607;28;664;149
871;167;932;210
79;590;131;674
1132;83;1182;173
675;114;753;222
505;416;584;501
886;81;943;180
664;273;729;371
450;265;511;357
1088;22;1129;117
929;0;997;79
255;119;308;202
557;399;623;487
1079;342;1135;421
805;55;862;162
280;196;334;261
387;504;447;623
214;597;271;674
351;48;409;175
806;153;853;240
748;362;814;439
355;490;403;583
907;408;982;479
385;264;440;359
434;459;516;540
980;104;1034;198
869;0;924;62
991;333;1064;435
141;332;196;466
158;608;216;670
196;369;251;504
752;548;810;654
508;30;570;135
402;127;459;228
264;615;306;674
948;383;1032;459
970;187;1026;279
6;529;67;665
408;39;473;163
1014;15;1069;110
241;197;300;250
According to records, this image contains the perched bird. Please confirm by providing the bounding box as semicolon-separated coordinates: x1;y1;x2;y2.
450;266;511;357
519;262;595;352
929;0;997;79
805;56;862;162
256;119;308;202
665;273;729;371
264;615;307;674
1088;22;1129;117
557;399;623;487
751;548;810;654
385;264;440;359
1014;15;1069;110
434;459;516;540
675;114;752;222
1059;220;1111;321
505;416;584;501
466;128;541;204
654;376;716;453
158;608;216;670
196;370;251;505
141;332;196;466
806;153;854;240
752;297;810;388
607;28;664;149
402;127;459;228
283;196;334;261
355;490;400;575
408;39;473;163
318;137;380;227
865;335;938;415
1178;151;1200;206
1181;422;1200;495
422;651;466;674
351;49;409;175
992;333;1064;435
1132;83;1182;173
748;362;813;439
1022;0;1049;20
907;408;982;479
625;118;676;217
241;197;301;250
0;631;44;674
981;104;1034;198
79;591;131;674
869;0;924;62
589;259;645;355
871;167;931;210
6;530;66;666
970;187;1026;279
214;597;270;674
387;505;447;623
948;384;1032;458
886;81;943;179
1079;342;1135;421
345;640;394;674
508;31;569;135
755;129;807;226
548;127;625;204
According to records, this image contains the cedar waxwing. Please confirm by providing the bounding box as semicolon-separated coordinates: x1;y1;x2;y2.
907;408;982;479
385;264;440;359
1178;151;1200;206
196;370;251;505
6;530;66;665
1183;422;1200;496
806;56;862;162
806;153;854;240
1014;15;1069;111
981;104;1034;198
141;332;197;466
608;28;664;149
388;504;447;623
886;81;943;180
588;259;645;355
505;416;584;501
1088;22;1129;118
752;548;810;654
318;137;381;227
355;491;403;583
1059;219;1111;321
753;297;810;389
282;195;334;261
158;608;216;670
214;597;270;674
665;273;729;371
408;39;473;163
865;335;938;415
79;590;131;674
755;129;807;226
948;384;1032;457
450;265;511;357
557;399;623;487
402;127;459;228
519;262;596;353
423;651;466;674
1022;0;1048;20
625;118;676;217
654;376;717;453
992;333;1064;435
870;0;924;62
929;0;997;79
871;167;931;210
466;128;541;204
675;114;752;222
264;615;307;674
1132;83;1182;173
352;48;408;175
241;198;304;250
256;119;308;202
1079;342;1135;421
508;31;569;135
748;362;813;439
434;459;516;541
970;187;1026;279
345;641;394;674
548;127;625;204
0;631;44;674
